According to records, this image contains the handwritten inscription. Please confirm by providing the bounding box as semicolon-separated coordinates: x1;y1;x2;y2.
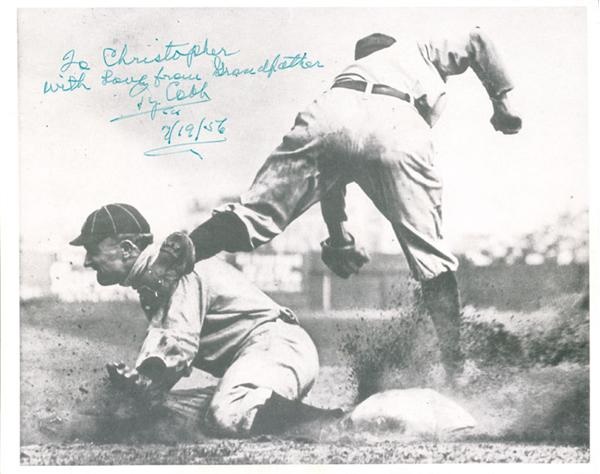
102;40;239;68
213;52;324;79
145;116;228;159
44;50;91;93
43;39;324;159
161;116;227;145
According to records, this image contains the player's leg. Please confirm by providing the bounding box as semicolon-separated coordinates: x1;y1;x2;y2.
419;269;464;380
204;318;342;437
349;99;464;382
137;96;344;307
194;96;346;258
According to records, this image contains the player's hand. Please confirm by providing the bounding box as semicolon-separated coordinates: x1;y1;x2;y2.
490;93;522;134
105;362;165;416
320;235;370;279
106;362;150;391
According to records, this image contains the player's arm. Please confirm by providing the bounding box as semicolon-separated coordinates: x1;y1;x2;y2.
423;27;522;134
107;275;205;408
320;184;370;279
321;183;352;246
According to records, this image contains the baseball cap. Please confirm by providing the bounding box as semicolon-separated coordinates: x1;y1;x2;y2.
70;203;151;246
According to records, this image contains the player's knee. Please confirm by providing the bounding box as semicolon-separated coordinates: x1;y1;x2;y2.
205;385;273;437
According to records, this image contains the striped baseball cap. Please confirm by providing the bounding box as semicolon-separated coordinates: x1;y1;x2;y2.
70;203;151;246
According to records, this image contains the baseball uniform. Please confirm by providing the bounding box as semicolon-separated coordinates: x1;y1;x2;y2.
137;27;520;385
211;27;514;281
122;245;319;436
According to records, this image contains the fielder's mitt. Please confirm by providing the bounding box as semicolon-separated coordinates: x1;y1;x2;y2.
320;236;370;279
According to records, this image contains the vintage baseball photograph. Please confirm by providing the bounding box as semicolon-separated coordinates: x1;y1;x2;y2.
7;3;595;468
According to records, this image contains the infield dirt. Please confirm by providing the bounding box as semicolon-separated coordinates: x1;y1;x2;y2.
20;296;589;464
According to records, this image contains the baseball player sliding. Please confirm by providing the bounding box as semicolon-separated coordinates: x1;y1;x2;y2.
70;203;343;436
136;27;522;384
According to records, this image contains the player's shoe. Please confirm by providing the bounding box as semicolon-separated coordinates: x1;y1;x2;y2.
136;232;196;313
490;94;522;134
250;392;345;435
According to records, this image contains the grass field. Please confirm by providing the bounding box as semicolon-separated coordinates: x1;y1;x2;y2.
20;295;590;464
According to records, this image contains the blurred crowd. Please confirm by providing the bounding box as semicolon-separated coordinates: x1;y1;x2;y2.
461;210;589;266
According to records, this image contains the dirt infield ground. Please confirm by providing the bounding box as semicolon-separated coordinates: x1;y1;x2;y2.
20;440;590;465
20;297;589;465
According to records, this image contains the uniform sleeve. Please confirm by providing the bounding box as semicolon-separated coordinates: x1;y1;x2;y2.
422;27;514;98
320;183;348;224
134;273;208;387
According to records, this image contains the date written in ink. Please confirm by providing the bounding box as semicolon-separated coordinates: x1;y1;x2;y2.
161;116;228;145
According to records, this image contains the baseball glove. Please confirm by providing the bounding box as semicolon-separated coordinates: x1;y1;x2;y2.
490;94;522;134
320;236;370;279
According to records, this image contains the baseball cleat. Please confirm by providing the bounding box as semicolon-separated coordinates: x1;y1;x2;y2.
135;232;196;312
490;95;522;134
490;113;522;134
159;232;196;274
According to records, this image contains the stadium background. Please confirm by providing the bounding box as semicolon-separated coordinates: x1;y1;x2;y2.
21;197;588;311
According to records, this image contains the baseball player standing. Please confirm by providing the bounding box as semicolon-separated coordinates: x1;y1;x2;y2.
137;27;522;384
70;203;342;436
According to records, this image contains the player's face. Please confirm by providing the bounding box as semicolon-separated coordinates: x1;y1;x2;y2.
83;237;130;286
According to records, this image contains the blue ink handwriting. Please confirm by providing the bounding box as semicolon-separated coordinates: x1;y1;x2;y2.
143;116;228;159
166;80;209;102
100;69;149;97
43;73;91;93
213;52;324;79
109;96;211;122
43;49;91;94
60;49;90;73
100;68;210;101
153;66;205;87
103;39;239;69
144;138;227;159
43;41;325;159
161;116;227;145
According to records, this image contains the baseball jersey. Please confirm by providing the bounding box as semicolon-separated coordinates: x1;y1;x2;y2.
318;27;515;227
122;245;297;378
336;28;514;126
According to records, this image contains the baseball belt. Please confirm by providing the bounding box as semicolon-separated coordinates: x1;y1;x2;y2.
331;80;411;104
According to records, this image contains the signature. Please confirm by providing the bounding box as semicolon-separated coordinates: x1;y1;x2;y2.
109;97;212;123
